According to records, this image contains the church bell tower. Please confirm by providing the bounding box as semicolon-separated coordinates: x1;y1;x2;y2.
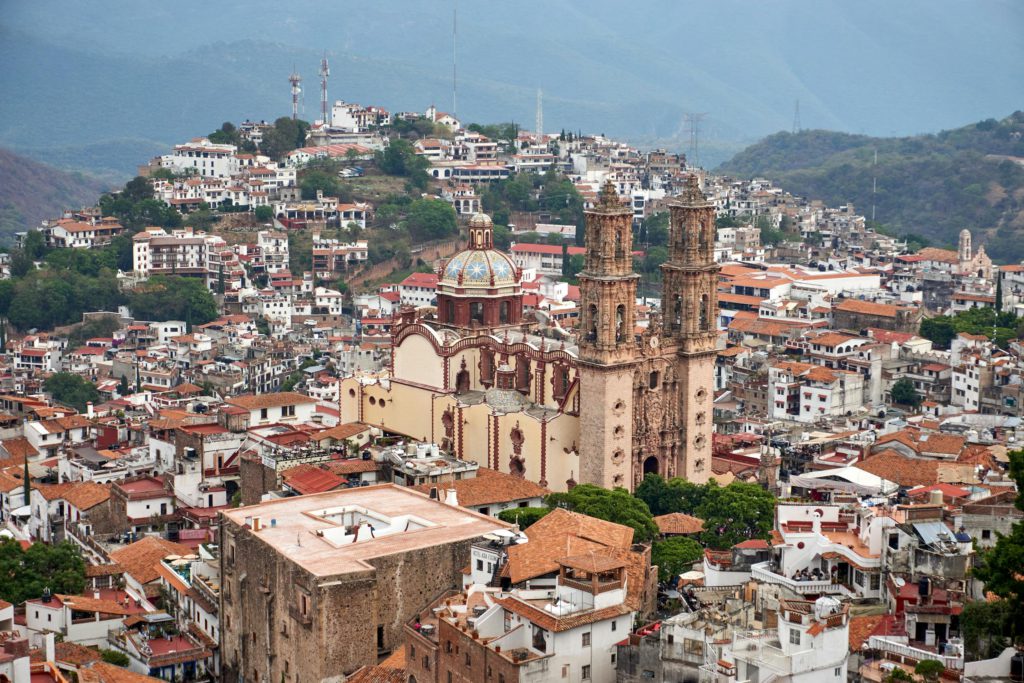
660;175;718;482
577;181;640;489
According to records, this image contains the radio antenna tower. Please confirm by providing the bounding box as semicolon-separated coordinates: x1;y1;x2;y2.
684;112;708;168
288;67;303;121
792;99;801;134
451;1;458;117
319;53;330;125
871;148;878;223
536;88;543;144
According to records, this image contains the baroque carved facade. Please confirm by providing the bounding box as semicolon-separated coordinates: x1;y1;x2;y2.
338;177;718;491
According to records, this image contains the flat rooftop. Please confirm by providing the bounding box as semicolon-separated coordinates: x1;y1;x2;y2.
221;484;510;576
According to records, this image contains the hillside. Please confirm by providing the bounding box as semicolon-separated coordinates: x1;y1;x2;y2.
2;1;1023;174
0;148;110;241
717;113;1024;261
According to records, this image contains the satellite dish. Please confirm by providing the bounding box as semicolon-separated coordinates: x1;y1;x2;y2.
894;577;906;588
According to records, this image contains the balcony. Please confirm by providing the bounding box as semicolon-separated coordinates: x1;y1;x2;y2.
867;636;963;671
751;562;849;596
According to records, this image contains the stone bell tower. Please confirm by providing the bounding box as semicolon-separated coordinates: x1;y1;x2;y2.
660;174;718;483
577;181;640;489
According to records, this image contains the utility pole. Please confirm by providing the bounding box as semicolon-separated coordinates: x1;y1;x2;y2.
871;148;878;223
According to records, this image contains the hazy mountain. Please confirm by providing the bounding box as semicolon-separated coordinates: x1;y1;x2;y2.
1;1;1021;178
0;148;112;239
717;112;1024;261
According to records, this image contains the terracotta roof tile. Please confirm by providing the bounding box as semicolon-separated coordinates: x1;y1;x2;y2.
225;392;316;410
653;513;705;536
344;665;406;683
410;468;549;508
62;482;112;510
495;596;632;632
108;536;192;586
280;463;345;495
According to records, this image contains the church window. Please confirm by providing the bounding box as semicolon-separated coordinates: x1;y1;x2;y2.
500;301;510;324
516;356;531;392
446;300;454;323
649;371;660;389
673;296;682;331
615;304;625;342
470;302;484;325
615;228;623;255
700;294;710;331
587;304;598;342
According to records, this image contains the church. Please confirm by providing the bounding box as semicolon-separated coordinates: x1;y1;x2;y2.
338;177;719;492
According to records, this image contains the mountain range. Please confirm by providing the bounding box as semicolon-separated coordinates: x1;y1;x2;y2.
2;1;1022;178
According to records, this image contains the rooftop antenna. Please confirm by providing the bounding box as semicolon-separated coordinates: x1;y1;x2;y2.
871;148;878;223
289;67;303;121
684;112;708;169
792;99;801;134
536;88;543;144
451;0;458;117
319;53;330;126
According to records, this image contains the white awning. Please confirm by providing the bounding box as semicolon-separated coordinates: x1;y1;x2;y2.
791;466;898;496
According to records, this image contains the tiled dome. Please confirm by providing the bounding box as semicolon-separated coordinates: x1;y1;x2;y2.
440;248;518;288
439;212;519;289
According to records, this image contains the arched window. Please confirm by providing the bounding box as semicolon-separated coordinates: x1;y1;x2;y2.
700;294;710;331
470;302;484;324
615;228;623;255
649;371;660;389
500;301;510;324
673;296;683;331
615;304;625;342
587;304;598;342
699;218;709;253
446;300;455;323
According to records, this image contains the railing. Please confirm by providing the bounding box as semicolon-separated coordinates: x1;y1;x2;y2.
867;636;963;671
751;562;848;596
732;632;791;674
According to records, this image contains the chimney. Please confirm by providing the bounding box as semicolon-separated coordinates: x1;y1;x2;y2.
812;511;822;535
444;488;459;507
86;402;94;419
94;589;101;600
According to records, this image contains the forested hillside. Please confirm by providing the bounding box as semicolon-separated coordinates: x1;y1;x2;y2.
0;148;110;242
717;113;1024;261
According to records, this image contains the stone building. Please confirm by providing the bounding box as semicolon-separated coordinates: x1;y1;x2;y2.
218;484;508;682
339;176;718;491
832;298;922;334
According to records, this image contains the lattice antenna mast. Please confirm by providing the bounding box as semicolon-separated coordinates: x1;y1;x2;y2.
536;88;543;145
792;99;801;134
452;1;458;117
684;112;708;169
289;67;303;121
319;53;330;125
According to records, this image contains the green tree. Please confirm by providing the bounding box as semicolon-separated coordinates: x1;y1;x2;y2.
973;448;1024;647
497;507;550;529
126;276;218;325
300;170;342;200
640;212;669;247
890;378;922;407
0;538;86;604
255;205;274;223
914;660;944;683
919;317;957;350
100;649;131;667
261;117;310;159
405;198;457;242
44;372;99;412
376;139;430;189
547;484;658;542
651;536;704;581
635;474;708;517
21;230;47;260
118;375;130;396
696;481;775;550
